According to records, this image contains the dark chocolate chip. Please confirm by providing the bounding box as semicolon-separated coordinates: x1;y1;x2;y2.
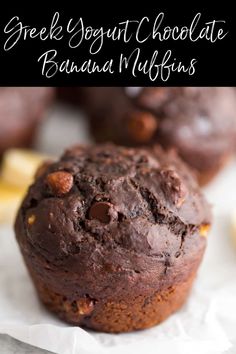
89;201;114;223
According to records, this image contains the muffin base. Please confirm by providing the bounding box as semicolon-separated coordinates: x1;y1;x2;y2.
31;273;196;333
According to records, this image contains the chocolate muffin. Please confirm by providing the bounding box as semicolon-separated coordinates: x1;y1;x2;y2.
57;87;83;106
0;87;54;155
15;144;211;333
77;87;236;185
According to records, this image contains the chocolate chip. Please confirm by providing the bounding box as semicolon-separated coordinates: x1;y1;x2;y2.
127;112;158;143
46;171;73;196
89;201;115;223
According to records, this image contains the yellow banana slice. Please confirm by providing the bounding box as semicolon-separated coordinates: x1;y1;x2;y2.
0;149;52;224
1;149;47;188
0;181;26;224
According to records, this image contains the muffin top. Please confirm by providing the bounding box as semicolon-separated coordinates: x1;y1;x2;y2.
16;144;211;297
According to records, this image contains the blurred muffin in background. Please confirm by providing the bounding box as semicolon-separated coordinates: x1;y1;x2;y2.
67;87;236;186
0;87;54;155
57;87;83;107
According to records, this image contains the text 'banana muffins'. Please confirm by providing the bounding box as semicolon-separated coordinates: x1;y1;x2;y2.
76;87;236;185
15;144;211;333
